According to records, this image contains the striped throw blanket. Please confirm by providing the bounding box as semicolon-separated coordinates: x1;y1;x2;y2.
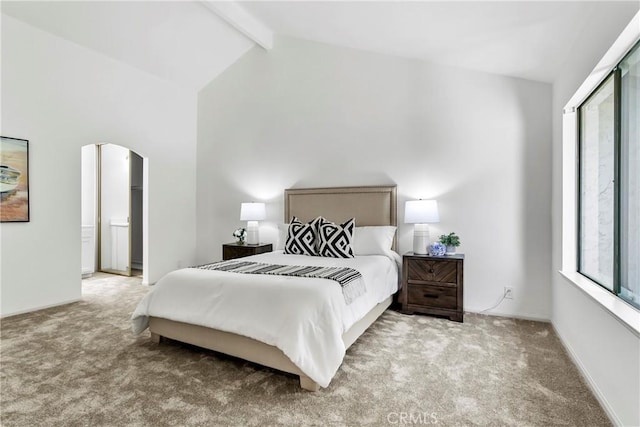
194;260;365;304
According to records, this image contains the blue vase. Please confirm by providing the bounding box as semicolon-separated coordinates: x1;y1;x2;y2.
429;242;446;256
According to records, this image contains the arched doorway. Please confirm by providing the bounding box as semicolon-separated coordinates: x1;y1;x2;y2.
81;143;147;280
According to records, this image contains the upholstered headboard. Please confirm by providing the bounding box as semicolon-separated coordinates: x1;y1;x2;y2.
284;186;398;250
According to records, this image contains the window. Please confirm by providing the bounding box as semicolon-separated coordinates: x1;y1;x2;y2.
620;43;640;306
578;42;640;309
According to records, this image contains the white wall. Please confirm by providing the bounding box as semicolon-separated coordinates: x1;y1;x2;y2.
550;4;640;426
197;36;552;320
1;15;198;316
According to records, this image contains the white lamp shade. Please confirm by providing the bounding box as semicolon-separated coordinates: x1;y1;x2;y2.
240;202;266;221
404;200;440;224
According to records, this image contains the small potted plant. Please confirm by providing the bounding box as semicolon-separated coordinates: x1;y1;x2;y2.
233;228;247;244
439;232;461;255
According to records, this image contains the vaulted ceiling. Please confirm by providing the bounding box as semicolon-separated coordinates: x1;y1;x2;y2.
2;1;638;90
1;1;255;91
242;1;639;83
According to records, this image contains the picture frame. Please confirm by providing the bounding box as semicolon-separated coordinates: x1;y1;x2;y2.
1;136;30;222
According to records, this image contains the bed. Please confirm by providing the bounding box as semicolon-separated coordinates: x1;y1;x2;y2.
132;185;398;391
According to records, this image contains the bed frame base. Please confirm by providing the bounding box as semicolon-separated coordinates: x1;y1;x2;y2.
148;295;392;391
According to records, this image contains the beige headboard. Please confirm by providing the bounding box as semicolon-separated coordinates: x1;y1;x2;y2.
284;185;398;249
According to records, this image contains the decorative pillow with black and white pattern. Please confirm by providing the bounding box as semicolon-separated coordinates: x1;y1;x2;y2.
317;217;356;258
284;216;321;256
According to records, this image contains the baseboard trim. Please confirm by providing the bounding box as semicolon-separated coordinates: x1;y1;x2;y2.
551;323;621;427
465;309;550;323
1;298;82;319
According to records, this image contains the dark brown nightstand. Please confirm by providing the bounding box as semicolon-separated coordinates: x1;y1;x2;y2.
222;243;273;260
401;253;464;322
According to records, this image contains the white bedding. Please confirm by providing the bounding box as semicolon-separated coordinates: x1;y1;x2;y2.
131;251;399;388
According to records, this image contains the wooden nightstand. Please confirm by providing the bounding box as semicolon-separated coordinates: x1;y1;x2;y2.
401;253;464;322
222;243;273;260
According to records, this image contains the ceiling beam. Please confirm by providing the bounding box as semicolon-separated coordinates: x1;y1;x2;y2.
201;1;273;50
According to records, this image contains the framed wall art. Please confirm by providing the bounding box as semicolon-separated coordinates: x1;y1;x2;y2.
1;136;30;222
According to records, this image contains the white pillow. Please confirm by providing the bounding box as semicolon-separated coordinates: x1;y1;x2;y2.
353;226;397;256
276;223;289;251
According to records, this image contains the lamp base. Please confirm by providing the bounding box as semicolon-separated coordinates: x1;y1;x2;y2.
413;224;430;255
246;221;259;245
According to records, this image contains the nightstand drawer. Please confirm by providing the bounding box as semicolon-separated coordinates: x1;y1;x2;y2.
402;253;464;322
407;260;457;283
407;284;457;309
223;243;272;260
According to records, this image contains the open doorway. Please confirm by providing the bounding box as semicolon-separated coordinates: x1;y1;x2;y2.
81;143;146;280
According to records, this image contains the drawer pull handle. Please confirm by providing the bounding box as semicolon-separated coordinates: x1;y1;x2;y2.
428;269;435;274
423;293;439;298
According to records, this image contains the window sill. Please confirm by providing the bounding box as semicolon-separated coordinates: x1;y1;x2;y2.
559;270;640;337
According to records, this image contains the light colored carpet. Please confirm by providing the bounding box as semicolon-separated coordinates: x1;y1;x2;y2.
1;273;610;426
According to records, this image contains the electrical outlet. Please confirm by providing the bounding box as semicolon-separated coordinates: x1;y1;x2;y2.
504;287;514;299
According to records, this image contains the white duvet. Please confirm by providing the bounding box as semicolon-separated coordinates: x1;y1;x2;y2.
131;251;399;388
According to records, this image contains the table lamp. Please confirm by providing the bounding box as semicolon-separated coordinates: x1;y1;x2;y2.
404;200;440;255
240;202;266;245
